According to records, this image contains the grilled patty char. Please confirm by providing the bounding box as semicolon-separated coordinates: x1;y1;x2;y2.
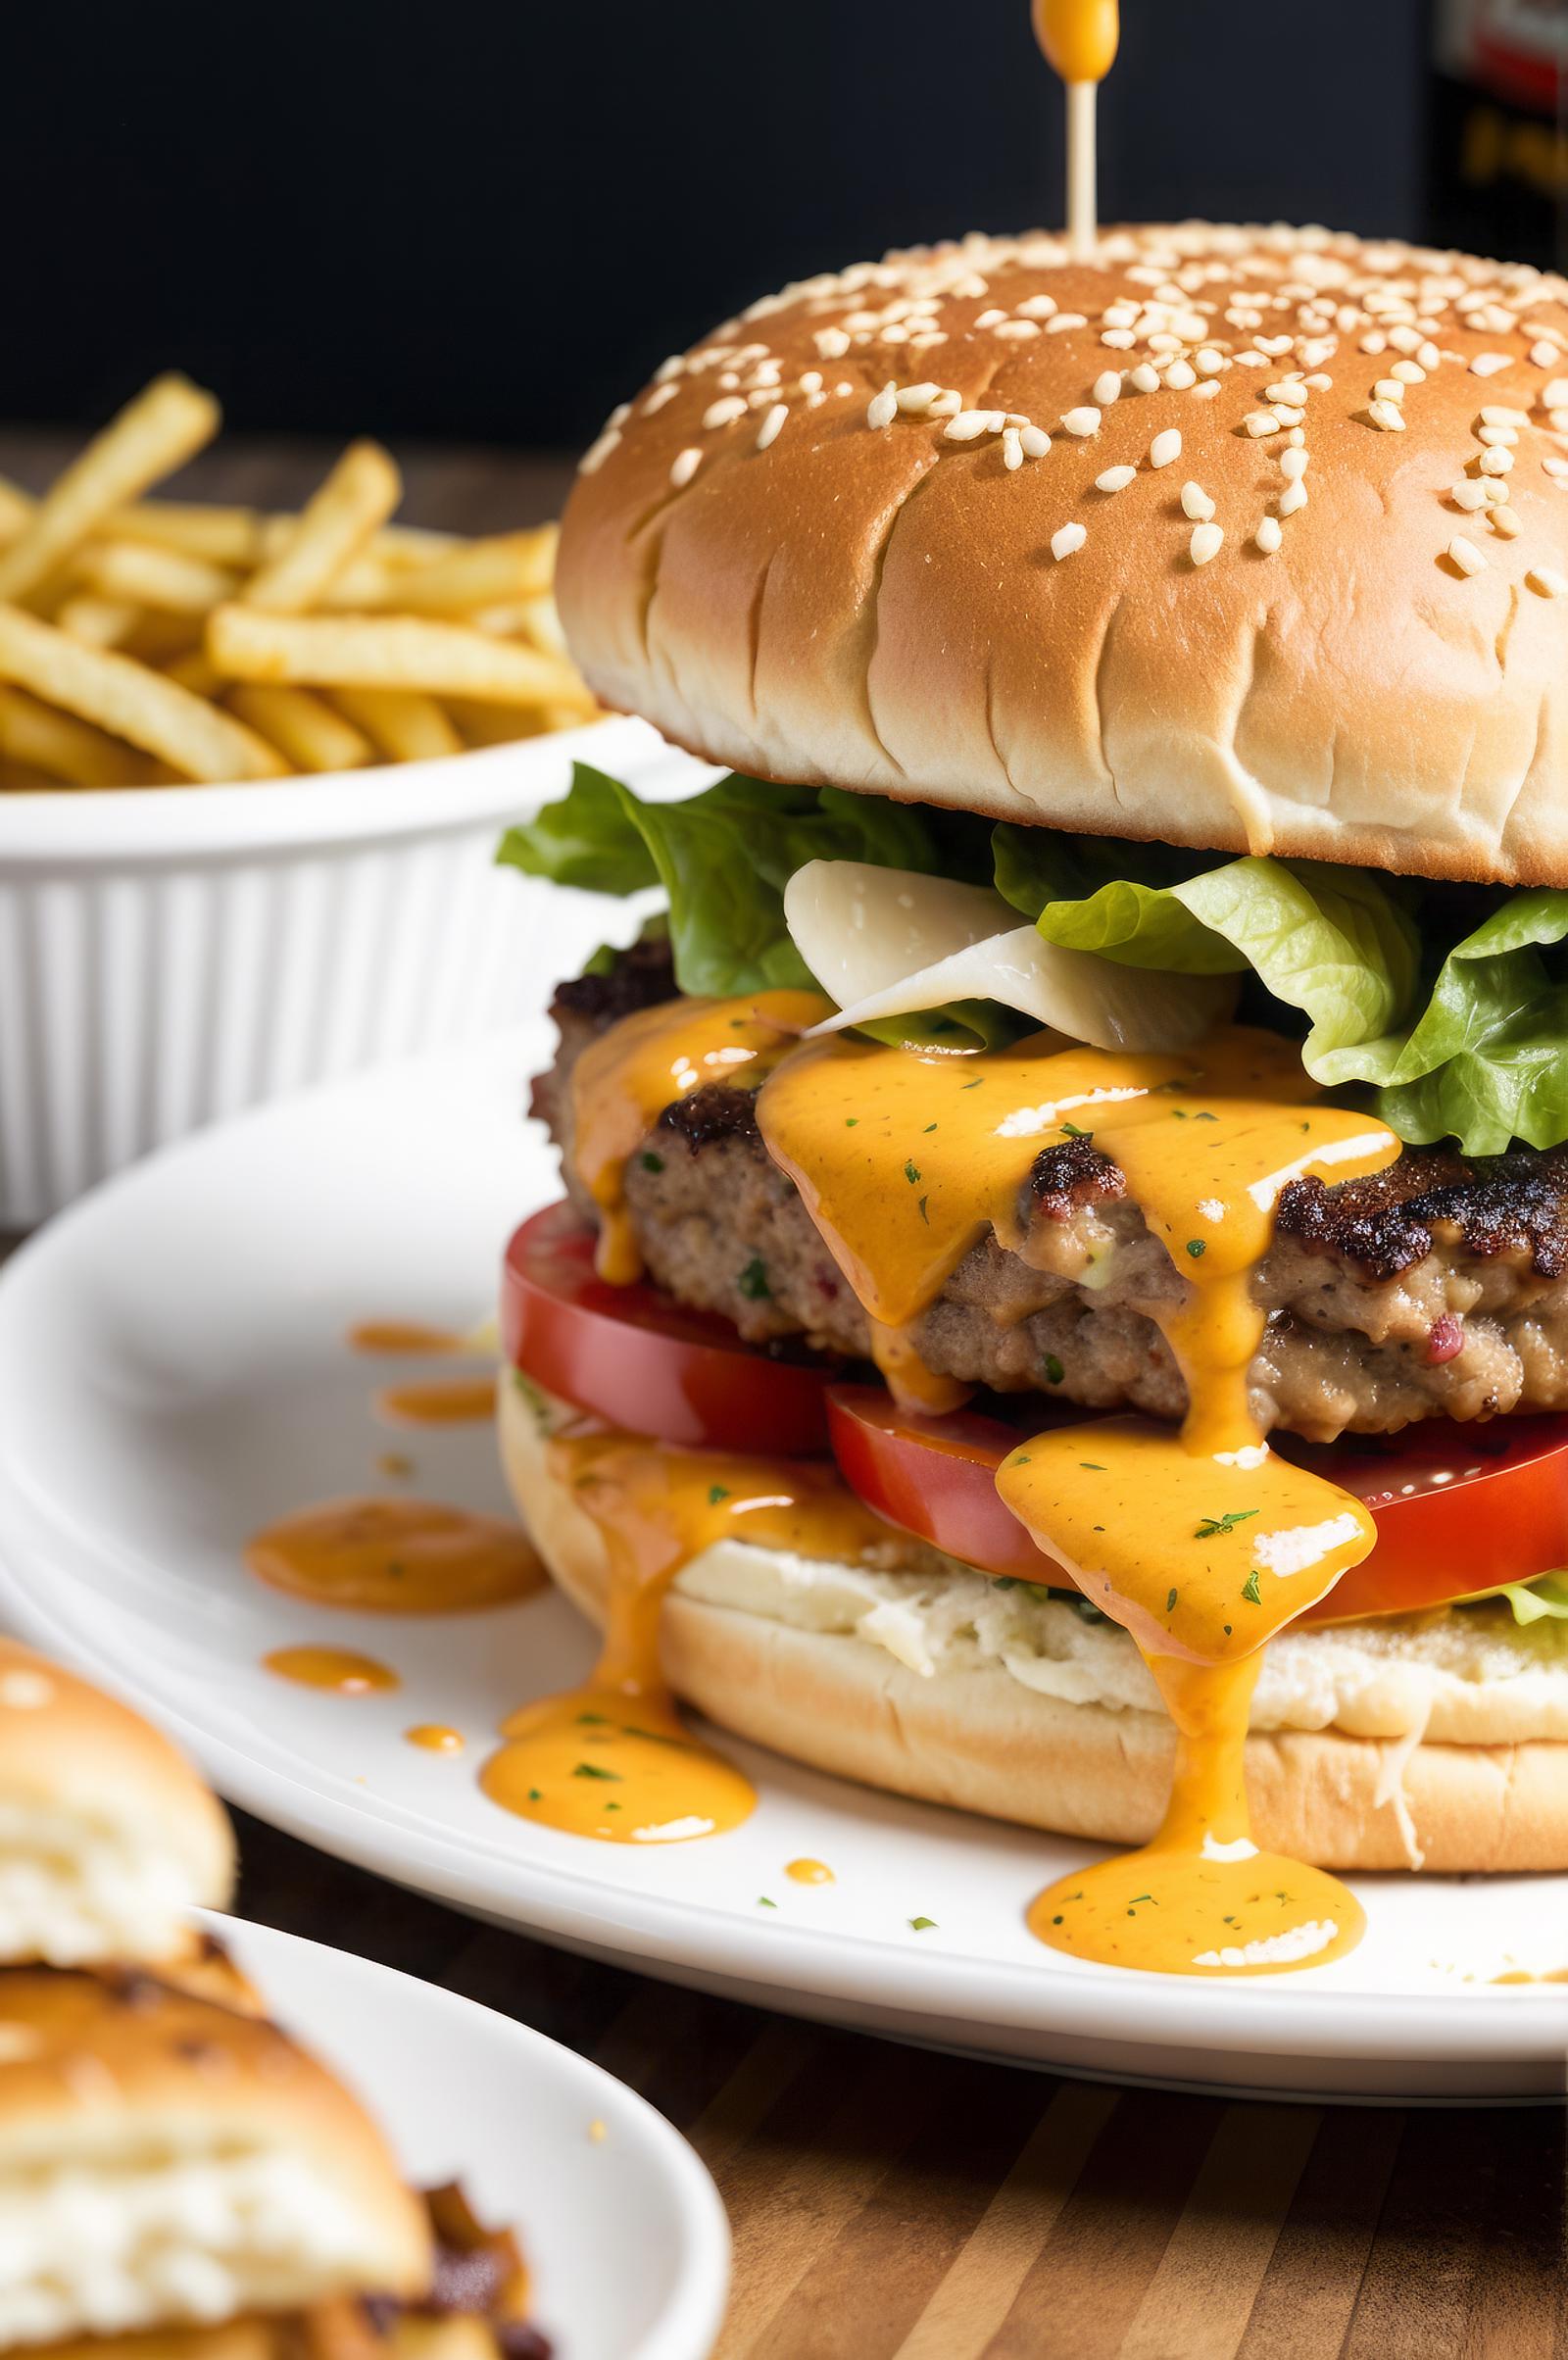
534;945;1568;1441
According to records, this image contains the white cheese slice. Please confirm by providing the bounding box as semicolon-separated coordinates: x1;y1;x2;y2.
784;860;1232;1052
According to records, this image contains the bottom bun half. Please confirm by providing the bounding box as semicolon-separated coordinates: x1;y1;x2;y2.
498;1379;1568;1874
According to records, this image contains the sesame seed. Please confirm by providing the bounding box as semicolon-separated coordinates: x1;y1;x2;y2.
643;383;678;416
1061;406;1102;436
1527;566;1568;599
1478;446;1514;474
1046;313;1087;333
1544;457;1568;481
1373;379;1406;404
1052;522;1087;561
800;369;823;394
1180;481;1215;520
1195;348;1226;376
1164;360;1198;390
1533;343;1563;369
1093;371;1122;405
1279;479;1308;516
1449;480;1490;510
1280;447;1308;482
703;395;748;429
1016;293;1058;320
1480;405;1530;427
1446;534;1487;576
1149;428;1182;468
974;308;1006;329
756;403;788;450
1544;377;1568;409
1244;411;1279;438
1189;521;1223;565
1366;400;1406;432
1477;425;1518;448
1192;380;1222;399
1488;505;1521;537
669;447;702;488
1265;379;1307;405
894;382;941;413
1096;466;1136;493
944;411;993;442
1470;352;1512;377
1100;328;1137;349
1254;516;1283;554
1417;341;1442;371
1019;424;1052;459
866;384;898;429
928;389;963;417
1391;360;1426;384
578;426;620;475
1130;363;1161;393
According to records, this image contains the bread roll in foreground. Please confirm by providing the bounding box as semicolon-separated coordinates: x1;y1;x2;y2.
0;1640;233;1971
0;1967;429;2350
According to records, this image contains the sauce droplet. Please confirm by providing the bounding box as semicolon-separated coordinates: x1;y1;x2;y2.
405;1723;466;1753
245;1497;546;1614
374;1376;499;1428
483;1428;889;1844
785;1858;835;1886
347;1320;478;1356
265;1646;399;1695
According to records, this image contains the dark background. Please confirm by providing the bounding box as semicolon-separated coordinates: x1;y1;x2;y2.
3;0;1558;454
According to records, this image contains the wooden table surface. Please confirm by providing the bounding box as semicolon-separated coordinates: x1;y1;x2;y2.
1;427;1564;2360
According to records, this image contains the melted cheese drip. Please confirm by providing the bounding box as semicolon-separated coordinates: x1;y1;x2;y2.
346;1319;476;1355
246;1498;546;1613
757;1023;1398;1976
786;1857;835;1885
263;1645;399;1694
482;1434;889;1844
569;989;830;1282
374;1375;499;1426
406;1722;466;1752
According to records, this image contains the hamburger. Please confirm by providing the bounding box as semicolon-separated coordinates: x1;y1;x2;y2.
495;222;1568;1956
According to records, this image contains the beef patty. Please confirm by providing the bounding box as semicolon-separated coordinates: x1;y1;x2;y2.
533;943;1568;1442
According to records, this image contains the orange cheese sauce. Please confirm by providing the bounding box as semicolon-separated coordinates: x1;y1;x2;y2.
246;1497;546;1613
373;1375;499;1427
482;1432;889;1844
568;990;830;1282
346;1319;478;1356
786;1857;835;1885
264;1646;399;1694
568;995;1403;1973
406;1722;466;1753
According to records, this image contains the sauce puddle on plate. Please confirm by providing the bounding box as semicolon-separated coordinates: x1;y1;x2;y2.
373;1376;499;1428
265;1646;399;1695
246;1497;545;1613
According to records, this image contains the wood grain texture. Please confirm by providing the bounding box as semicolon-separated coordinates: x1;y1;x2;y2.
0;440;1563;2360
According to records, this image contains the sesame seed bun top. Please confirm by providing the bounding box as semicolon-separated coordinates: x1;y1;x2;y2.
557;221;1568;888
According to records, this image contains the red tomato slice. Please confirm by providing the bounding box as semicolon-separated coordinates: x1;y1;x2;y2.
825;1385;1568;1622
502;1201;833;1455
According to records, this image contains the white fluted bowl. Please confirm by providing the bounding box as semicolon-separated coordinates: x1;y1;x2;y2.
0;713;699;1226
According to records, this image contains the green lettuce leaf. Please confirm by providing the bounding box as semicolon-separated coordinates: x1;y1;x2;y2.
1333;891;1568;1157
499;764;942;997
1494;1574;1568;1627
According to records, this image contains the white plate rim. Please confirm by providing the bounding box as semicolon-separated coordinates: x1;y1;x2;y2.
201;1909;730;2360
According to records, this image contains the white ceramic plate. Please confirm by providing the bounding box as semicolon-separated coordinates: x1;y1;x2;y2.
0;1033;1564;2101
209;1912;728;2360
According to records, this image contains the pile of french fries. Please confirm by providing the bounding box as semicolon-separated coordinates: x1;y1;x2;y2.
0;374;596;789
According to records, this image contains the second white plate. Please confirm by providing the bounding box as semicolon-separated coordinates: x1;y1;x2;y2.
0;1030;1564;2100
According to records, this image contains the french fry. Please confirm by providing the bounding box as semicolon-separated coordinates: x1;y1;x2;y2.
106;500;265;565
330;686;463;763
207;606;584;706
0;476;34;543
227;683;372;774
164;649;223;698
80;541;243;615
469;592;570;656
442;698;554;749
0;684;153;789
0;375;220;605
0;605;286;782
255;516;460;566
242;441;402;614
364;525;558;614
56;595;140;649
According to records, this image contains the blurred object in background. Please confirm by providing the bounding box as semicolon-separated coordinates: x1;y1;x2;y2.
1427;0;1567;266
3;0;1428;453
